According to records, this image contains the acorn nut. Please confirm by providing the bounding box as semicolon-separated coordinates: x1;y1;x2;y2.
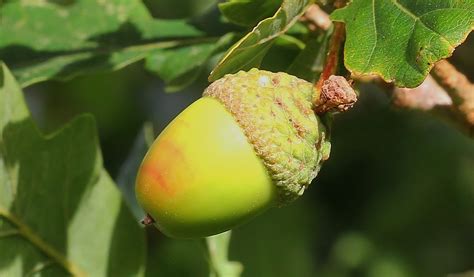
135;69;331;238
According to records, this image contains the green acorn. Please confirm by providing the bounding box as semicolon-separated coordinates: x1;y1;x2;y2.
136;69;334;238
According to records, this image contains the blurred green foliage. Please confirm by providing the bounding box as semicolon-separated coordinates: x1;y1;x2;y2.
1;0;473;276
22;35;474;276
0;64;145;276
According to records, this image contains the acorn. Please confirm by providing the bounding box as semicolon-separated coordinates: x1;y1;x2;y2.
136;69;335;238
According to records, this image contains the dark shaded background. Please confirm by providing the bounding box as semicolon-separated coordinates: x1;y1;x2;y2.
23;6;474;277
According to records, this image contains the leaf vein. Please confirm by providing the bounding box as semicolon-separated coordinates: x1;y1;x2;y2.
0;207;86;277
364;0;378;71
392;0;455;47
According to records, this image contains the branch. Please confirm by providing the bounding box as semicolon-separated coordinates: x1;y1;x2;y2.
431;60;474;128
314;0;348;95
314;21;345;97
312;0;357;114
392;60;474;138
301;4;332;31
393;75;452;110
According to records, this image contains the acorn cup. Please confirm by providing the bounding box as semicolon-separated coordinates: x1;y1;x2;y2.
135;69;354;238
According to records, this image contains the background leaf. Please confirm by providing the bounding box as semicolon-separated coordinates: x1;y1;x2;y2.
0;63;145;276
258;35;305;73
209;0;312;81
287;31;332;82
0;0;206;87
143;0;217;19
331;0;474;87
219;0;282;26
116;123;155;221
145;34;235;92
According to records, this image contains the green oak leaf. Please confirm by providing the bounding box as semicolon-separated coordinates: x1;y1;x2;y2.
331;0;474;87
116;123;155;221
287;31;332;82
0;0;205;87
143;0;217;19
259;35;305;72
209;0;312;81
146;34;235;92
0;63;145;276
219;0;282;26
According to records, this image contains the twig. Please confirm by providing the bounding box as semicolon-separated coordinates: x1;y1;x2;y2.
314;21;345;97
393;75;452;110
392;60;474;138
431;60;474;128
313;0;348;89
312;0;355;114
300;4;332;31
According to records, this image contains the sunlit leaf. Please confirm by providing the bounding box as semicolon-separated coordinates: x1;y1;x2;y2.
116;123;154;221
146;34;235;92
209;0;312;81
287;31;332;82
0;63;145;276
219;0;282;26
331;0;474;87
0;0;204;87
